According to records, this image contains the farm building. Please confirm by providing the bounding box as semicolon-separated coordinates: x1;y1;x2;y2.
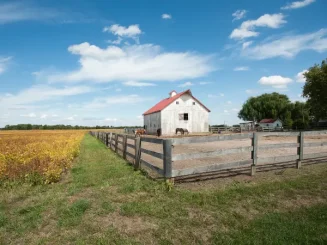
259;119;283;129
143;90;210;135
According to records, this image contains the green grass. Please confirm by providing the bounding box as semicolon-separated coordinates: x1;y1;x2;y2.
0;134;327;244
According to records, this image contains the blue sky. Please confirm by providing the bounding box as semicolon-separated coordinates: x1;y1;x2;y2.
0;0;326;127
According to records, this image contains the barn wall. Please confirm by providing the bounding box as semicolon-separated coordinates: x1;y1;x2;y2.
161;94;209;135
143;112;161;134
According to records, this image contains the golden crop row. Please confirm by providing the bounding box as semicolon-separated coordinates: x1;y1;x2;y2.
0;130;85;184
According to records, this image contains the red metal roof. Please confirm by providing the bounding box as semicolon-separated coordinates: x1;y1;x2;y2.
143;89;210;115
259;119;278;123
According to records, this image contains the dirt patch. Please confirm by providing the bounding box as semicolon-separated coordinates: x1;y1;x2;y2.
94;212;158;235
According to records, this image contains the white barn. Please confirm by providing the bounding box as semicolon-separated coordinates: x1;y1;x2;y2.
143;90;210;135
259;119;283;129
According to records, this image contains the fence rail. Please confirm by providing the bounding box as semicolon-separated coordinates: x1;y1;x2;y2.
89;130;327;181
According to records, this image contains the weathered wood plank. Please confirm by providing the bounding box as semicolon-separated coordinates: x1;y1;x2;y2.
303;152;327;159
258;143;299;150
257;155;299;164
126;135;135;140
258;132;300;137
172;159;252;177
126;143;135;149
303;142;327;147
297;132;304;168
303;130;327;136
117;140;124;145
141;148;164;159
140;159;164;175
126;151;135;159
163;139;173;178
134;137;141;170
251;132;258;176
123;135;127;159
171;133;253;145
172;146;253;161
141;137;163;144
115;134;118;153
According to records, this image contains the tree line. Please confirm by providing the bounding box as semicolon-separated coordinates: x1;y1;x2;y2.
239;58;327;129
1;124;141;130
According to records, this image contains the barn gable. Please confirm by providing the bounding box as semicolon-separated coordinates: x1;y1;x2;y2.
143;89;210;116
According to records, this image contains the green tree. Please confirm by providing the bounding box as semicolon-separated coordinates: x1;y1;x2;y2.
303;58;327;121
292;101;310;129
238;93;293;125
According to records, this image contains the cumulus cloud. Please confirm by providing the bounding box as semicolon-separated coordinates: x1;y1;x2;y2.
242;29;327;59
232;10;247;21
48;42;213;83
123;81;156;87
103;24;142;38
258;75;293;88
0;56;12;74
230;13;286;40
242;41;253;49
281;0;315;10
234;66;249;71
199;81;211;85
295;69;308;82
162;14;172;19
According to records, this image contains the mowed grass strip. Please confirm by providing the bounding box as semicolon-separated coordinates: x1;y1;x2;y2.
0;134;326;244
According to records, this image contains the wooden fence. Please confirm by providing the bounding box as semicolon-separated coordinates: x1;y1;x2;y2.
90;130;327;181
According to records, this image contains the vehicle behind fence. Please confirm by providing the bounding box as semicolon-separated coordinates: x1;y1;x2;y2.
90;130;327;181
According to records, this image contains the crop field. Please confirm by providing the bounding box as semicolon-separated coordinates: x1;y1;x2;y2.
0;130;85;184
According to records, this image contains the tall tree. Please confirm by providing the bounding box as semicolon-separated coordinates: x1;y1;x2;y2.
238;93;294;127
303;58;327;121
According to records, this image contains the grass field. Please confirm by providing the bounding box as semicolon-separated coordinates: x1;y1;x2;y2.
0;134;327;244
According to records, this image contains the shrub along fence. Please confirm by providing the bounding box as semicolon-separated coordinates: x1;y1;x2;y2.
89;130;327;181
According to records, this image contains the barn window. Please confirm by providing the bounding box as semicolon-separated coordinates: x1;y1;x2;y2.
179;113;188;120
176;101;179;104
193;102;195;105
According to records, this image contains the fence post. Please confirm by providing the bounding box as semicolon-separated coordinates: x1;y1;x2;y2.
163;139;173;179
109;133;113;149
297;131;304;169
122;135;127;159
105;133;109;147
115;134;118;153
134;137;141;170
251;132;258;176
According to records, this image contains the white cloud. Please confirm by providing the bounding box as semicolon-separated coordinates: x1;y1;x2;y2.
48;42;213;83
0;85;92;109
232;108;240;112
84;94;151;109
242;29;327;59
227;101;232;104
232;10;247;21
107;37;123;45
0;56;12;74
40;114;48;119
258;75;293;88
295;69;308;82
234;66;249;71
178;82;194;87
242;41;253;49
224;110;229;113
20;113;36;118
123;81;156;87
103;24;142;38
52;114;58;117
162;14;172;19
230;13;286;40
199;82;211;85
220;93;225;97
115;88;122;92
281;0;315;10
